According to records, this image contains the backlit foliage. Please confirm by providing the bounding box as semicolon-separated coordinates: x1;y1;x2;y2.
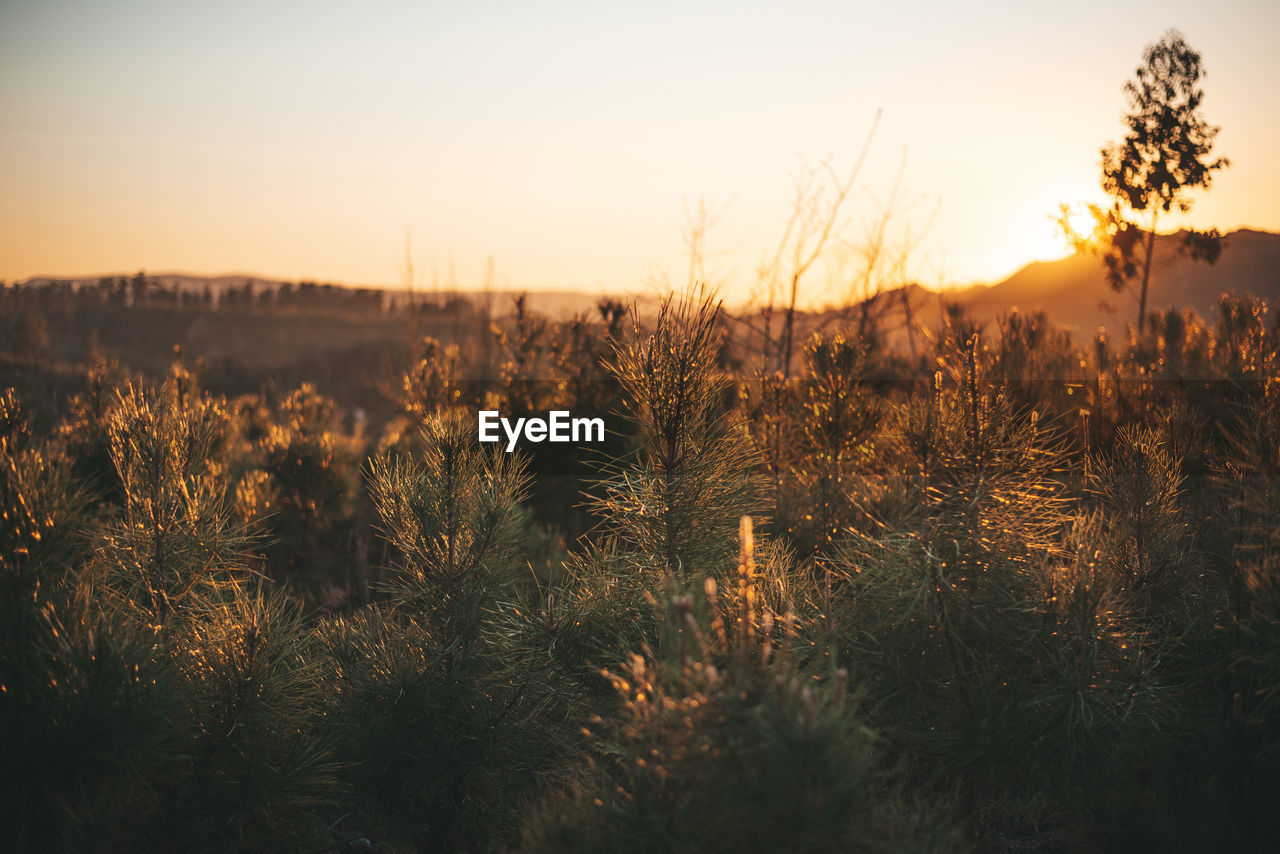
593;295;766;579
2;279;1280;851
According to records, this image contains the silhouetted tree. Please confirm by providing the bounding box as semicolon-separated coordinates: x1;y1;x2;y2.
1063;30;1228;333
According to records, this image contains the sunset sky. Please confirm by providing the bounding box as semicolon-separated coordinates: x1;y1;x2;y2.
2;0;1277;305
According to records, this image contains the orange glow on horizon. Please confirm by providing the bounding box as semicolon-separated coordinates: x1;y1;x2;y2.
2;2;1277;303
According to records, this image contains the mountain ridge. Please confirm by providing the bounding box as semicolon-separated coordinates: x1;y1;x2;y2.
950;227;1280;335
12;227;1279;331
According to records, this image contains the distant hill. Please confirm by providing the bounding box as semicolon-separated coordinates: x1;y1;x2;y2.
12;272;658;320
950;228;1280;336
14;228;1278;338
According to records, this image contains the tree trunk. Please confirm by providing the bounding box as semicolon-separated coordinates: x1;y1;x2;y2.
781;272;799;377
1137;210;1158;334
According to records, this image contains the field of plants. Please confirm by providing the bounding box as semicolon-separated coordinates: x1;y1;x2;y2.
3;282;1279;852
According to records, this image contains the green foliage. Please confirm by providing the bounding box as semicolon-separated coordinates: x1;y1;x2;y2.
56;354;132;504
256;382;363;591
1203;379;1280;848
522;518;960;854
101;378;243;622
1089;423;1202;616
0;389;91;587
398;336;463;422
0;577;190;852
826;334;1170;848
368;412;528;621
321;412;575;851
7;273;1280;850
2;375;340;853
775;332;884;556
594;295;766;579
262;383;361;531
165;588;340;852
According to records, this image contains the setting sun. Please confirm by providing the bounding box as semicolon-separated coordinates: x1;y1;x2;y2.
1050;203;1105;256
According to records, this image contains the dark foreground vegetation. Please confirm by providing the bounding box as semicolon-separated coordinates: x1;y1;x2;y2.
3;277;1280;853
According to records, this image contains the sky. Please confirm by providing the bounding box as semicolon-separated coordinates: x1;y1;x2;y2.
2;0;1277;306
